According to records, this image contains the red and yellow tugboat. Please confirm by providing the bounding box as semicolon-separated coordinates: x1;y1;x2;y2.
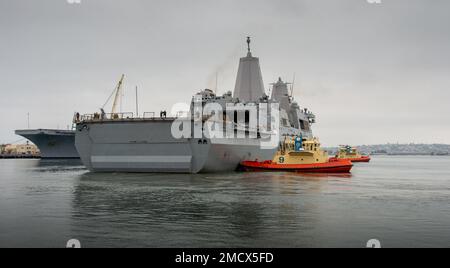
240;137;353;173
332;145;371;163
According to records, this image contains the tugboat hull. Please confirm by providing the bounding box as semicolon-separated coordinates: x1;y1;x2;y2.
332;156;371;163
349;157;371;163
240;159;353;173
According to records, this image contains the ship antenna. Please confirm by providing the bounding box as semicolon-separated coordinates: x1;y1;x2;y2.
290;73;296;99
247;36;251;55
135;86;139;117
215;72;218;94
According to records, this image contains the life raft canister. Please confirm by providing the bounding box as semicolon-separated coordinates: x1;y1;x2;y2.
295;135;303;152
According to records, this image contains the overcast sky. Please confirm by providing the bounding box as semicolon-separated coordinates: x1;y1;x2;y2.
1;0;449;146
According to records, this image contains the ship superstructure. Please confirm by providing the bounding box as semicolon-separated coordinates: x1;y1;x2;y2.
270;77;315;138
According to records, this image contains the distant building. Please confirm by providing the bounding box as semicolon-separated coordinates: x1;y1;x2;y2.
2;144;16;155
0;142;40;156
16;142;40;156
0;144;6;154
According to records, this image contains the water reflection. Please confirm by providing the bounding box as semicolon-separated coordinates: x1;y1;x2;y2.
36;159;83;167
70;171;343;247
2;156;450;247
30;159;85;173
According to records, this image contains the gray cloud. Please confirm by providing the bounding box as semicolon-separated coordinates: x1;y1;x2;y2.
0;0;449;146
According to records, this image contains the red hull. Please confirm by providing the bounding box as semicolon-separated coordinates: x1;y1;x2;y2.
350;157;371;163
240;159;353;173
332;156;371;163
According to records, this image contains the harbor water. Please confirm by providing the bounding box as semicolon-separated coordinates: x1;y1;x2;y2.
0;156;449;248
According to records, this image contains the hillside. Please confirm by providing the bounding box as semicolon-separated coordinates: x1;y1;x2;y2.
325;144;450;156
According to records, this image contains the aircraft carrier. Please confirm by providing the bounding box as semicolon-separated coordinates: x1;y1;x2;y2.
75;38;316;173
15;129;79;159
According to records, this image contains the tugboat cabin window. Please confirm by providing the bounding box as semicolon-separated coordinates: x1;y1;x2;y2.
300;120;310;131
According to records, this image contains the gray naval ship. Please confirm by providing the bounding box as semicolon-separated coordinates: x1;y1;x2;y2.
75;38;316;173
15;129;79;159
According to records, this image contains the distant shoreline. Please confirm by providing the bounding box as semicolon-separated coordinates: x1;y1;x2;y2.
371;153;449;156
325;143;450;156
0;154;41;159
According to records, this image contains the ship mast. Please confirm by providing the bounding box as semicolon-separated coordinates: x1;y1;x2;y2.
233;36;266;102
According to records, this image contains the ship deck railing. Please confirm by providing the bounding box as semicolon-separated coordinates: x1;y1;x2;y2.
77;112;174;122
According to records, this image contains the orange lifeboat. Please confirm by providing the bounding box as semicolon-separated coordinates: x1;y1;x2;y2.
240;137;353;173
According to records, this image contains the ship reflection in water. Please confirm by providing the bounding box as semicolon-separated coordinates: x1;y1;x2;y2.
71;171;336;248
0;156;449;248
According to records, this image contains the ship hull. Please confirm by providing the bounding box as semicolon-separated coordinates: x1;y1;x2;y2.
15;129;79;159
75;119;277;174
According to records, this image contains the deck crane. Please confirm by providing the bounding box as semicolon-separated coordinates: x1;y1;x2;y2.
111;74;125;115
101;74;125;119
